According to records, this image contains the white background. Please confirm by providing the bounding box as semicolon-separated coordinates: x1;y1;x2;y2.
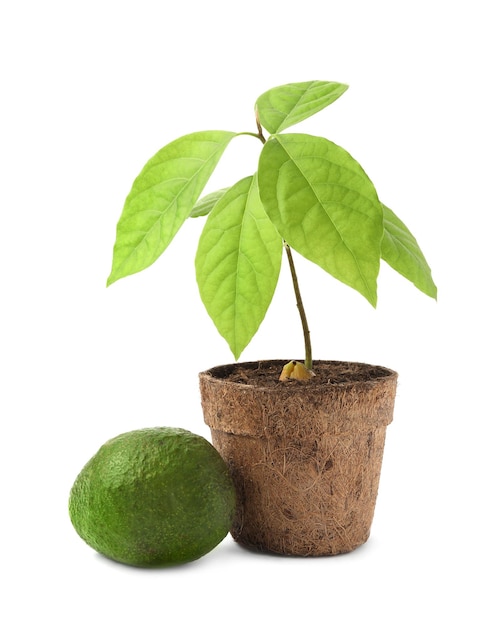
1;1;478;624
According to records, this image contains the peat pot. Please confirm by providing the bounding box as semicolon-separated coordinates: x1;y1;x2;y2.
199;360;398;556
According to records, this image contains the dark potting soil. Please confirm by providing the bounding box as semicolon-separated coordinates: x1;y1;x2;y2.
206;360;395;389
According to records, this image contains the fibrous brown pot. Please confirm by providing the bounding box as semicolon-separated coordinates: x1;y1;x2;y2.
199;360;397;556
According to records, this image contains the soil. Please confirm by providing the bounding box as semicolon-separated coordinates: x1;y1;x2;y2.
206;360;394;389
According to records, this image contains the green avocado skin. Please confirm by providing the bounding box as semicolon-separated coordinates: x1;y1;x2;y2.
69;427;236;567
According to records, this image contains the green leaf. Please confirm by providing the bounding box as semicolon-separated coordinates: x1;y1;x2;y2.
381;204;437;299
190;187;230;218
258;134;384;305
255;81;348;134
107;130;236;286
195;175;283;359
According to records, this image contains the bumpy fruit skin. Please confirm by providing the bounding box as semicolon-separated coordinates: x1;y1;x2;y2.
69;427;236;567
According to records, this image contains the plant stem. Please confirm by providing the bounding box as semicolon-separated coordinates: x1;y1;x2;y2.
285;243;312;370
252;115;312;370
255;110;266;144
237;131;265;142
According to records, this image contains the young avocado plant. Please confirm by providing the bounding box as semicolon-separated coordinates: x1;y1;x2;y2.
107;81;437;379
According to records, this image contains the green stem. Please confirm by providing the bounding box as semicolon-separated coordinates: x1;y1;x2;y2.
285;243;312;370
236;131;265;141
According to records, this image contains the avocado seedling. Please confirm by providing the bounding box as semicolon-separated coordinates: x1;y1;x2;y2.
106;81;437;555
107;81;436;379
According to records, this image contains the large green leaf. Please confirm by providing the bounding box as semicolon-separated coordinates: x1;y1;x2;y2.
255;81;348;134
258;134;384;305
195;175;283;359
107;131;236;285
381;204;437;298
